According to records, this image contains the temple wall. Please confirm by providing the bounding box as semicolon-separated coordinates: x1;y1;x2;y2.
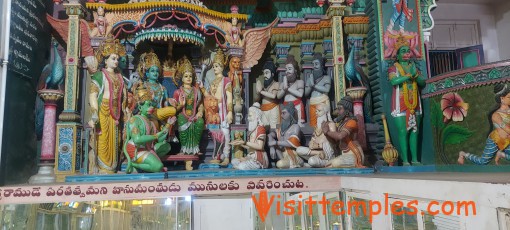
432;3;501;63
494;1;510;60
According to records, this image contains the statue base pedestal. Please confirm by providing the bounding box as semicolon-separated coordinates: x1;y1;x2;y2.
28;164;56;184
199;163;233;170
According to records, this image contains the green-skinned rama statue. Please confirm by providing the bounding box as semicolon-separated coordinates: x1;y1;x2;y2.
388;35;426;166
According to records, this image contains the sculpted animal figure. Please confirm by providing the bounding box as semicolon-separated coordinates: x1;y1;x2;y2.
205;96;220;125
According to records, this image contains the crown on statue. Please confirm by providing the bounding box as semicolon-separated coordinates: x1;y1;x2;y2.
177;56;194;78
135;83;152;103
213;49;227;67
137;51;161;78
95;36;126;62
394;34;411;51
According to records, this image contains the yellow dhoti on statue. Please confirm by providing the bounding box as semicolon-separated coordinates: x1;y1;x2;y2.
97;100;119;173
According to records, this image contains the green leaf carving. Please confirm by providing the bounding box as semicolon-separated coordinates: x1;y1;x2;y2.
442;125;473;145
431;101;444;130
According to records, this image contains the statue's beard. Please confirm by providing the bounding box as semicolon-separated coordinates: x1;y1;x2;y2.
280;117;295;135
248;120;257;132
312;69;324;82
335;111;348;123
264;78;273;88
286;72;297;83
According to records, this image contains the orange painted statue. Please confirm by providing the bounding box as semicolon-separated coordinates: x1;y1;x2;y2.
321;96;365;168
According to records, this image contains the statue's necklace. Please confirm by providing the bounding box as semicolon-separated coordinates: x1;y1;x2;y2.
397;63;418;114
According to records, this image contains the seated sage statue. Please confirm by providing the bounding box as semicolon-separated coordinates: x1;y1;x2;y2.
268;104;304;168
231;103;269;170
296;103;336;167
123;85;171;173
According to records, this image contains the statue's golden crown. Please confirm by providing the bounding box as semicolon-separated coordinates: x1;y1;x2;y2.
393;33;412;51
137;51;161;78
177;56;194;78
213;49;227;66
134;83;152;103
95;36;126;62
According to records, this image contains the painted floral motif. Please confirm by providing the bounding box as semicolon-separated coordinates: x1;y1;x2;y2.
441;92;469;122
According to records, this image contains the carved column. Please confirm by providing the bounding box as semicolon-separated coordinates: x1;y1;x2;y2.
55;1;84;182
300;42;316;79
29;90;64;184
274;44;291;80
323;39;334;86
327;0;347;102
343;15;369;150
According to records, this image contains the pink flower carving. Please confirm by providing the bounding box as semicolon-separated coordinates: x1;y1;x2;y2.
441;92;469;122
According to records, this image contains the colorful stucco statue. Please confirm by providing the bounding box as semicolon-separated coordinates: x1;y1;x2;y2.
323;96;365;168
89;37;127;174
89;6;111;37
136;51;177;141
201;49;233;165
228;56;244;124
228;5;242;47
136;51;168;109
231;103;269;170
268;104;304;169
173;56;205;155
123;85;168;173
305;53;332;128
459;84;510;165
297;103;336;168
277;55;305;127
388;34;426;166
256;60;280;130
387;0;414;34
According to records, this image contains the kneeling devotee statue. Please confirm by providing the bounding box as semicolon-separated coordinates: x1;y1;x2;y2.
123;85;170;173
322;96;365;168
231;103;269;170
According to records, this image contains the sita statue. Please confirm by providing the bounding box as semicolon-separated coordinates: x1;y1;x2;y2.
89;37;127;174
123;84;169;173
458;84;510;165
388;34;426;166
173;56;205;156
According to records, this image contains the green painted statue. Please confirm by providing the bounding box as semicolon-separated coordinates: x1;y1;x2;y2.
387;36;426;166
123;85;170;173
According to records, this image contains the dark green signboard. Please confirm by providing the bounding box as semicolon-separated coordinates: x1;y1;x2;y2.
8;0;49;78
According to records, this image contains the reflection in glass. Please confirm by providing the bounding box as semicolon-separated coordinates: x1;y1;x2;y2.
391;206;418;230
349;197;372;230
0;197;192;230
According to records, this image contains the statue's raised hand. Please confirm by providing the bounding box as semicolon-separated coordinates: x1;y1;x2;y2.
156;130;168;143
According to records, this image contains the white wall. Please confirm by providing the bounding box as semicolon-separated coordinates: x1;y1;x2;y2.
494;1;510;60
432;3;501;63
193;196;254;230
